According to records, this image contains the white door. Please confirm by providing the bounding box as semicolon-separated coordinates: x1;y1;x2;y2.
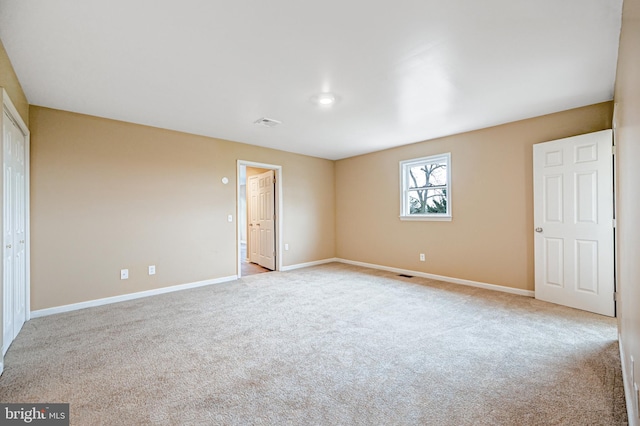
258;170;275;270
533;130;614;316
247;170;275;270
2;110;26;354
248;175;260;264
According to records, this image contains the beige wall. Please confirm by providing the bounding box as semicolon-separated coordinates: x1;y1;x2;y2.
613;0;640;421
30;106;335;310
0;38;28;126
336;102;612;292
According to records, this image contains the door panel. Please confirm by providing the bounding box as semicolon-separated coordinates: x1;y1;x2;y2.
575;239;598;293
575;171;597;223
258;171;275;270
544;174;563;223
13;129;25;337
248;176;260;264
2;110;26;355
534;130;614;316
3;115;13;354
544;238;564;287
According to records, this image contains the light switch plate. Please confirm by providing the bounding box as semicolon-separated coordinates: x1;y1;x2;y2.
120;269;129;280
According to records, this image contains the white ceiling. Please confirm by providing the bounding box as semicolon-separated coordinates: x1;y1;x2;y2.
0;0;623;160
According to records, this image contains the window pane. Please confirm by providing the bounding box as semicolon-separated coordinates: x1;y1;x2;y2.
408;162;447;189
400;153;450;219
408;189;448;214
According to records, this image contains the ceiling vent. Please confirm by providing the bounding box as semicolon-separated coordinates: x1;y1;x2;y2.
253;117;282;128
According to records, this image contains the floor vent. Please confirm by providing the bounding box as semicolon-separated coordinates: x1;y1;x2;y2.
398;274;414;278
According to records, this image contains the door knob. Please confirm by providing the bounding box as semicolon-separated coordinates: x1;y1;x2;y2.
5;244;11;248
535;227;543;233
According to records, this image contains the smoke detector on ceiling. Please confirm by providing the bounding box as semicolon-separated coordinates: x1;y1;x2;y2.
253;117;282;128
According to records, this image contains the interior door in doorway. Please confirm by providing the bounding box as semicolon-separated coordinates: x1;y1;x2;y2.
248;175;260;264
248;170;275;270
533;130;614;316
2;110;26;355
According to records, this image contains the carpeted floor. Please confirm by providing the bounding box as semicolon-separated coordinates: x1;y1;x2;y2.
0;263;627;425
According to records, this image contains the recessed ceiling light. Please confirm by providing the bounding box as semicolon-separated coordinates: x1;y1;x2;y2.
318;93;335;105
311;92;337;106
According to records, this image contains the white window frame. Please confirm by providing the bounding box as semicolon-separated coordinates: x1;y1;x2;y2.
399;153;452;221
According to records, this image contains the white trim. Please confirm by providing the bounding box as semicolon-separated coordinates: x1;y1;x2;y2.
620;335;639;426
30;275;238;318
237;160;283;277
335;258;535;297
281;258;338;271
399;215;452;222
24;114;31;323
1;89;27;135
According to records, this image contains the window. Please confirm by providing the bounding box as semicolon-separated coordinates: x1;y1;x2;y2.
400;153;451;221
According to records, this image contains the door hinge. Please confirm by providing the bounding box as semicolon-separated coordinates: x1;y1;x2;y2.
613;292;617;302
612;145;617;156
613;218;617;228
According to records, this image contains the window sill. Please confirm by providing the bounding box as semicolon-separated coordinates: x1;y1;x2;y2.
400;215;452;222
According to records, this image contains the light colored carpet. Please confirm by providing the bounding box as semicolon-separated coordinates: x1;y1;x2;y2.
0;263;627;425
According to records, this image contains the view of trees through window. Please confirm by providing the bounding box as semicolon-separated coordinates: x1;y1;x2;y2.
408;162;447;214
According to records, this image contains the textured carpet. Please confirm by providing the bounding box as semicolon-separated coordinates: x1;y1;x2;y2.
0;263;627;425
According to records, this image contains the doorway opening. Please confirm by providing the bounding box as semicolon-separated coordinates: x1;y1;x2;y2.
237;161;282;277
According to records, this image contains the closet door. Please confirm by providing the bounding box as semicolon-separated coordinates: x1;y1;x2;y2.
2;109;26;355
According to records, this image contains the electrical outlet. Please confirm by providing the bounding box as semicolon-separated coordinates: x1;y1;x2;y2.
120;269;129;280
419;253;425;262
148;265;156;275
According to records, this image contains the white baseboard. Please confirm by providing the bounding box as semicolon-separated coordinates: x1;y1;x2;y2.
619;334;638;426
281;258;338;271
335;258;535;297
29;259;533;317
30;275;238;318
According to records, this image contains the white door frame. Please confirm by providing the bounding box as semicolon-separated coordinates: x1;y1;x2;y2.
237;160;282;277
0;89;30;375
